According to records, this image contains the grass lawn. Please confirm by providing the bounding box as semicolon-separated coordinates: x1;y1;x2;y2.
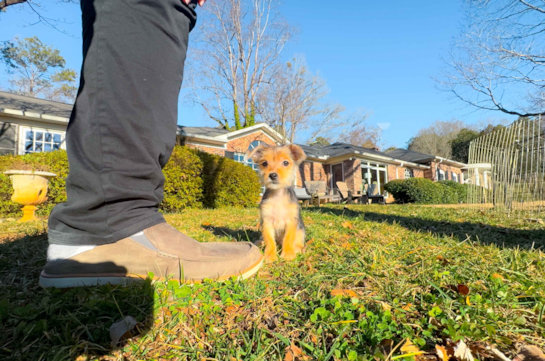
1;204;544;360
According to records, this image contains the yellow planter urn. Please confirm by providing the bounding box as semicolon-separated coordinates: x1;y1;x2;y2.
4;170;57;222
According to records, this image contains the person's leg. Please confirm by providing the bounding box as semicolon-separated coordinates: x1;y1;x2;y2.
48;0;194;245
41;0;262;287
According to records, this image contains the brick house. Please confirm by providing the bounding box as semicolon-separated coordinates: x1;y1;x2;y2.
0;93;468;203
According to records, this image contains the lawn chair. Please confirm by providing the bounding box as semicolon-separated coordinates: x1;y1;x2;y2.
336;181;363;204
304;181;339;206
367;183;386;204
294;187;312;206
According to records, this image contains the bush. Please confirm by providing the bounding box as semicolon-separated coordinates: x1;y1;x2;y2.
0;150;69;217
0;145;260;217
198;152;261;208
161;146;203;212
384;179;408;203
385;178;462;204
438;180;468;203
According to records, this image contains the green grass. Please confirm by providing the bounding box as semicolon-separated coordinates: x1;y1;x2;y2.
1;204;544;360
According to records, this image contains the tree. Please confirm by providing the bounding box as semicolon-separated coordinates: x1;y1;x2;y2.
439;0;545;117
187;0;293;130
308;136;330;147
260;56;346;143
0;36;77;102
449;128;480;163
0;1;79;30
407;120;466;158
337;116;380;149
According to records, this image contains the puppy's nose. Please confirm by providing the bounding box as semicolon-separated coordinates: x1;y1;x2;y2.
269;173;278;181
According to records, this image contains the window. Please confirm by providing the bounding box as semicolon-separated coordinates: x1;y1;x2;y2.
233;140;266;171
361;162;388;195
24;129;63;154
404;168;413;179
452;172;458;183
437;169;445;181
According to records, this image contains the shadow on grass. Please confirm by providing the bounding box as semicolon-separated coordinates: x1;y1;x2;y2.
203;225;261;243
0;230;154;361
305;206;545;249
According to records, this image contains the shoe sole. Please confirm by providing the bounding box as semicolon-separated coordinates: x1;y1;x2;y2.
39;257;264;288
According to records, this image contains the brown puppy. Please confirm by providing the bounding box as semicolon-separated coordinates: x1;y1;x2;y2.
247;144;307;261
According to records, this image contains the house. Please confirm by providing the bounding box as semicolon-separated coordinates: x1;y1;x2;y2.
0;92;468;203
0;91;70;155
385;148;467;183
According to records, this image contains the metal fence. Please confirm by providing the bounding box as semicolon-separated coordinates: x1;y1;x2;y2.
467;116;545;218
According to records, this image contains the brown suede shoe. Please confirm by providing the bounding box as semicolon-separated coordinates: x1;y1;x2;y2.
39;223;263;288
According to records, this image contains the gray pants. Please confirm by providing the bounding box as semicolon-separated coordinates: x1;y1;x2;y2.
48;0;197;246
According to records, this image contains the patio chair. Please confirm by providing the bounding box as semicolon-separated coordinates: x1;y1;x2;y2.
336;181;363;204
304;180;339;206
294;187;312;206
367;183;386;205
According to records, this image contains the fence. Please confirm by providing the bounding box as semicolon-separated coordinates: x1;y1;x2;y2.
467;116;545;218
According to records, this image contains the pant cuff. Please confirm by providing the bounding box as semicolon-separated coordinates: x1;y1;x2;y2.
48;214;166;246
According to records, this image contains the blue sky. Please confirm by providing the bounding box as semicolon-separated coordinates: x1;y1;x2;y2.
0;1;515;148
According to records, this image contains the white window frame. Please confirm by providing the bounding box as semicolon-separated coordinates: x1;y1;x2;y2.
18;126;66;155
404;168;413;179
452;172;458;183
437;169;445;181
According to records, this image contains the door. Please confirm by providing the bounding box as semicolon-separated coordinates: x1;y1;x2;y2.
331;163;343;191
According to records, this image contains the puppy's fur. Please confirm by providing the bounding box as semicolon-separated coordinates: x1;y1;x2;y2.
247;144;307;261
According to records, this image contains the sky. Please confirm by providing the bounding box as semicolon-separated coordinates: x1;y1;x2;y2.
0;0;515;148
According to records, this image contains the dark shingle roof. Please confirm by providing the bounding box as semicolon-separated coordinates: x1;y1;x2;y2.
385;148;435;163
177;126;230;137
300;142;393;159
0;91;72;118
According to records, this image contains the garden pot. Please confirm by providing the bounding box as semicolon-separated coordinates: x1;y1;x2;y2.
4;170;57;222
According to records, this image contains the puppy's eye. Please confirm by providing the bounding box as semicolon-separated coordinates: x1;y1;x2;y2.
283;161;290;166
262;161;268;167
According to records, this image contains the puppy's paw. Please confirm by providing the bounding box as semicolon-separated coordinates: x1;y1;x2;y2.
280;250;298;261
264;251;278;262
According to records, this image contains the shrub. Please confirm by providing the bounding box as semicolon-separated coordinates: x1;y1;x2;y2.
438;180;468;203
0;146;260;217
0;150;69;217
198;152;261;208
385;178;462;204
384;179;408;203
161;146;203;212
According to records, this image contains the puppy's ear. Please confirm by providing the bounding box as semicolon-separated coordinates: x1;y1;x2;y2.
288;144;306;164
246;144;267;162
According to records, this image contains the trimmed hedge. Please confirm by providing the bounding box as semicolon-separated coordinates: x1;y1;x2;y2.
161;146;204;212
438;180;468;204
0;146;261;217
385;178;468;204
198;152;261;208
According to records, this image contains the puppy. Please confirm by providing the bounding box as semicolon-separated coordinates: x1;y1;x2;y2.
247;144;307;261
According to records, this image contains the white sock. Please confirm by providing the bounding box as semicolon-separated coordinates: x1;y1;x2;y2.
47;244;96;261
47;231;146;261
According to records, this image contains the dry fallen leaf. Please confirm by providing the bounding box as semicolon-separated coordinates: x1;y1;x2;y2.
380;339;394;355
514;346;545;361
401;338;421;354
436;255;450;265
457;284;470;296
402;303;413;311
454;340;475;361
436;345;455;361
342;221;355;230
202;222;211;227
109;316;138;346
285;344;304;361
331;289;358;298
380;302;392;311
491;273;504;281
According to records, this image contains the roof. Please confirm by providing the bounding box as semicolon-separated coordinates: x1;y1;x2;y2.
301;142;398;159
385;148;435;163
177;126;230;138
0;91;72;119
